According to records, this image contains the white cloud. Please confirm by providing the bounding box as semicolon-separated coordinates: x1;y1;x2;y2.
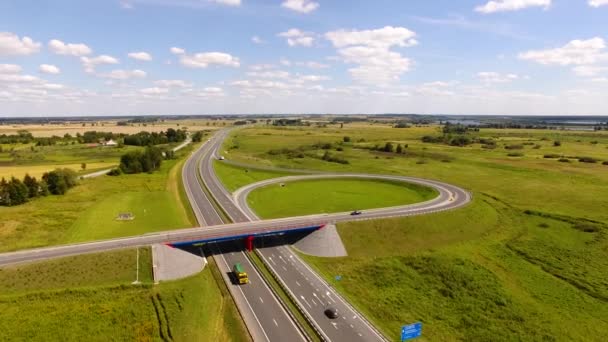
80;55;120;73
179;52;240;68
297;61;329;69
591;77;608;82
325;26;418;49
0;64;22;74
589;0;608;7
475;0;551;14
281;0;319;13
251;36;265;44
0;32;41;56
477;71;520;83
48;39;92;56
297;74;330;82
572;65;608;77
210;0;241;6
41;83;65;90
249;64;275;71
280;58;292;66
518;37;607;66
99;69;146;80
247;70;290;79
278;29;315;47
39;64;61;75
170;47;185;55
140;87;169;94
0;74;41;83
155;79;192;88
128;51;152;61
325;26;417;85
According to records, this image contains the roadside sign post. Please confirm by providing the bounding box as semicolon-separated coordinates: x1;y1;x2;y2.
401;322;422;341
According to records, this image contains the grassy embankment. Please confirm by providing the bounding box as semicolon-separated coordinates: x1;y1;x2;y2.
0;143;197;252
214;124;608;341
247;178;437;219
0;248;248;341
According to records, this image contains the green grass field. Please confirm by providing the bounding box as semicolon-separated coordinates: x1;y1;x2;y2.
247;178;437;219
0;145;194;252
0;249;249;342
215;124;608;341
213;160;296;192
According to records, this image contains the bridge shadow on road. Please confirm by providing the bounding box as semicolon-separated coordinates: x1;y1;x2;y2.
171;231;313;258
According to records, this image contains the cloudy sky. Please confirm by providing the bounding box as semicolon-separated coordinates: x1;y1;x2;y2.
1;0;607;116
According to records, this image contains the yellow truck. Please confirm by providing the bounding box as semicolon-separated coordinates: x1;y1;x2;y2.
233;263;249;285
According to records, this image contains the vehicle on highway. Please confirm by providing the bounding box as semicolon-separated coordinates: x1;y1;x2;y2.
324;307;339;319
233;263;249;284
219;156;225;160
350;210;362;215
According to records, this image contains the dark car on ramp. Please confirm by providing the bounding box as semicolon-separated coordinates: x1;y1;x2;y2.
350;210;362;216
324;307;339;319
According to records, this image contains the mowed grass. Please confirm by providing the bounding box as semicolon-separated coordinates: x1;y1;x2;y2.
0;147;193;252
0;248;152;295
247;178;437;219
216;124;608;341
0;249;248;341
213;159;296;192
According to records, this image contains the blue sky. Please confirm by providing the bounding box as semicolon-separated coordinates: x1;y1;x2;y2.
1;0;607;116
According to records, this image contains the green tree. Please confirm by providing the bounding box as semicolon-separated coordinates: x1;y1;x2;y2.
383;142;394;153
81;163;86;171
343;136;351;143
396;144;403;154
7;177;29;205
23;174;40;198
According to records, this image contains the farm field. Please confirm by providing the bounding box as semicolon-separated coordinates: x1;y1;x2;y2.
216;123;608;341
247;178;437;219
0;119;225;137
0;143;196;252
0;249;248;342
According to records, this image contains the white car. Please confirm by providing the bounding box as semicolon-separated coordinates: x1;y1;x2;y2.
219;156;225;160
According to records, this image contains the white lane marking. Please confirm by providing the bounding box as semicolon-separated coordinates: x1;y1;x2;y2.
269;257;277;266
311;298;317;306
350;324;354;328
358;333;363;337
331;322;338;330
259;297;264;304
295;281;301;287
214;246;271;342
282;265;287;271
300;295;313;309
273;319;278;327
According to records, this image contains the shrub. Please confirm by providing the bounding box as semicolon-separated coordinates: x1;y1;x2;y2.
482;144;497;149
321;151;349;164
533;144;541;149
507;152;524;157
343;136;351;143
603;161;608;165
505;144;524;150
578;157;598;163
107;168;122;176
553;140;561;147
558;158;571;163
544;154;561;159
573;223;600;233
538;223;549;228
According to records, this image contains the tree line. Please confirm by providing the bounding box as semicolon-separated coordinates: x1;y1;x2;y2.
0;168;78;206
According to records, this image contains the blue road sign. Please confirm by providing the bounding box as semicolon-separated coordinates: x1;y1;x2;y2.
401;322;422;341
335;275;342;281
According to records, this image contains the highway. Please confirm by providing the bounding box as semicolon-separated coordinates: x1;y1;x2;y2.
183;138;308;342
196;131;469;342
